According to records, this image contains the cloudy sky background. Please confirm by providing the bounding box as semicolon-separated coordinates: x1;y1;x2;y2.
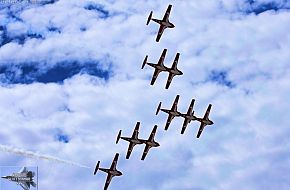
0;0;290;189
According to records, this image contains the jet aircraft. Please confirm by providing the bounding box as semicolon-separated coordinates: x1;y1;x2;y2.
142;49;168;86
146;4;175;42
116;122;144;159
156;95;181;130
140;125;160;160
94;153;122;190
1;167;36;190
164;52;183;89
179;99;198;134
196;104;214;138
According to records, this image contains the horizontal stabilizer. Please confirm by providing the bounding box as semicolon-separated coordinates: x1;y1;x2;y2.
142;55;148;69
93;161;100;175
146;11;153;25
156;102;162;115
116;130;122;144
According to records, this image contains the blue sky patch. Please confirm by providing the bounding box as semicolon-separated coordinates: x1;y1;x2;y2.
244;0;290;15
0;62;111;84
208;70;235;88
0;25;44;46
56;133;70;144
84;3;110;19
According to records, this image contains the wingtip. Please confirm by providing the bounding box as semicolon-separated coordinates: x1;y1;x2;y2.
141;155;145;161
196;133;201;138
181;128;185;134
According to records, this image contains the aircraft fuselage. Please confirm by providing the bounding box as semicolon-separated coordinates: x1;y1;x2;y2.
167;68;182;75
130;139;143;144
169;110;180;116
181;114;197;121
109;170;122;176
198;118;214;125
122;137;143;144
162;21;174;28
156;65;167;71
145;141;160;147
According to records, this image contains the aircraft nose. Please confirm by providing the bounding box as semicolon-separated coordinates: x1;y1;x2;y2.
1;176;8;179
156;142;160;147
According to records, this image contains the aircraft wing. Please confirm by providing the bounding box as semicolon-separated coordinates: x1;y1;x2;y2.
132;122;140;139
156;25;166;42
148;125;157;141
104;174;113;190
171;95;180;111
164;114;174;130
165;72;174;89
126;143;136;159
110;153;119;170
181;118;190;134
171;53;180;70
157;49;167;66
141;144;151;160
203;104;212;119
162;4;172;22
150;69;162;85
197;122;206;138
187;99;195;114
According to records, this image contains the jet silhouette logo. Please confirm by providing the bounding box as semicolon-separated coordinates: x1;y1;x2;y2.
0;166;38;190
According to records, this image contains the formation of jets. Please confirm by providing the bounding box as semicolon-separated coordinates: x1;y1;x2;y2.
116;122;160;160
156;95;214;138
93;4;215;190
142;48;183;89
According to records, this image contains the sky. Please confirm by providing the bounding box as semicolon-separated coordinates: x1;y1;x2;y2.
0;0;290;190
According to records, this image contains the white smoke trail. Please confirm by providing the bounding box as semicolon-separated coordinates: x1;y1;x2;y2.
0;144;90;168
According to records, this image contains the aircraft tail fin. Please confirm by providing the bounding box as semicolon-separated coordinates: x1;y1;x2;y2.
142;55;148;69
93;161;100;175
116;130;122;144
156;102;162;115
146;11;153;25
